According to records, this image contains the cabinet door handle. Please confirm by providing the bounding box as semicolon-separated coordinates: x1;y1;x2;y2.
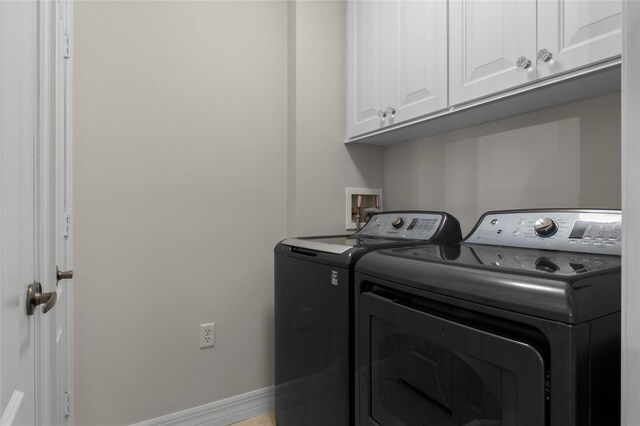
377;109;388;119
386;106;396;119
537;49;553;62
516;56;532;69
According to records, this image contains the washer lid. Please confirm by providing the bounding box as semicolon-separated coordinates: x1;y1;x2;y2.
280;238;352;255
280;236;408;255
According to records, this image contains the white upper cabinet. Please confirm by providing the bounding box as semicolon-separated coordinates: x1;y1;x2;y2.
391;0;448;125
348;0;384;137
449;0;537;105
537;0;622;78
347;0;448;138
449;0;621;105
348;0;622;144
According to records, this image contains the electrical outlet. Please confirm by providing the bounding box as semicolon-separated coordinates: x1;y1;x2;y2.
200;323;215;349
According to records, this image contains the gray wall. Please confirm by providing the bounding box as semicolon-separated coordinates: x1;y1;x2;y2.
73;1;382;424
288;1;383;237
384;93;621;235
74;2;288;424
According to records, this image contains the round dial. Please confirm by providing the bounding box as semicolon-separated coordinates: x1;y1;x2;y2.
534;218;559;237
391;216;405;229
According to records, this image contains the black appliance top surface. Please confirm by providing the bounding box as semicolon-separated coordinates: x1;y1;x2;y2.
292;235;414;248
356;243;621;324
275;235;444;268
396;243;621;277
275;211;462;267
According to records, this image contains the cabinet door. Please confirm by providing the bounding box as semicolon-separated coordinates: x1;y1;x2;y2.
347;1;385;137
387;0;448;125
537;0;622;78
449;0;537;105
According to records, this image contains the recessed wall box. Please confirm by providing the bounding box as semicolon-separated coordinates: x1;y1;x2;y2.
345;187;383;230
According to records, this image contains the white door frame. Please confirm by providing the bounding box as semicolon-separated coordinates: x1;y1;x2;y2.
54;0;74;423
622;1;640;424
34;0;74;423
36;0;58;422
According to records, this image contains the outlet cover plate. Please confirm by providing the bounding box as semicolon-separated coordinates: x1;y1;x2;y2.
200;323;215;349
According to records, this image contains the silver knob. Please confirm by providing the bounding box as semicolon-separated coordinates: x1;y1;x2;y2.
516;56;532;69
377;109;388;120
537;48;553;62
391;216;405;229
534;218;559;237
26;282;57;316
386;106;396;119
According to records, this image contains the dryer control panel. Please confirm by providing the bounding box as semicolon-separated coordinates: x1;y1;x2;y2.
356;212;444;240
465;210;622;255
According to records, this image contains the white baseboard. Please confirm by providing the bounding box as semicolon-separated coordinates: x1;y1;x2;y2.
131;386;274;426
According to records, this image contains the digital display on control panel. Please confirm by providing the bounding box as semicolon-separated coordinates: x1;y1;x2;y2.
569;221;621;240
406;218;438;231
569;221;589;239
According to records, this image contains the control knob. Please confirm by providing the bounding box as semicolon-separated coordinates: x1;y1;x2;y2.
391;216;405;229
534;218;559;237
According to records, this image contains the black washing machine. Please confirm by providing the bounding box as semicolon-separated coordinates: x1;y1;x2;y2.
274;211;463;426
354;209;621;426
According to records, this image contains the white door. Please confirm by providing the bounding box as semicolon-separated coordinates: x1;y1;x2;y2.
1;0;72;424
449;0;537;105
388;0;448;125
0;1;38;424
347;0;385;137
537;0;622;78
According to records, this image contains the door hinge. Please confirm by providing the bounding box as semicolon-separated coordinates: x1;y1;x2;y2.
64;391;72;417
63;213;71;238
63;34;71;59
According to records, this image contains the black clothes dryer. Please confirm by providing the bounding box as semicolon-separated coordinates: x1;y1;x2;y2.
354;209;622;426
274;211;463;426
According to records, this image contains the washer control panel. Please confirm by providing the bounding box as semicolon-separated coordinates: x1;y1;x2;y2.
466;210;622;255
357;212;443;240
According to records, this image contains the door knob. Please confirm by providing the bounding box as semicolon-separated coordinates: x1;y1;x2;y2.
56;267;73;281
26;282;57;316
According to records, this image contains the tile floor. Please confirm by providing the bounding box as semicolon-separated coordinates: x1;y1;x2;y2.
230;411;275;426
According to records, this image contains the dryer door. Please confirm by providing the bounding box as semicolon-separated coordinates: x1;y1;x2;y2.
358;291;546;426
